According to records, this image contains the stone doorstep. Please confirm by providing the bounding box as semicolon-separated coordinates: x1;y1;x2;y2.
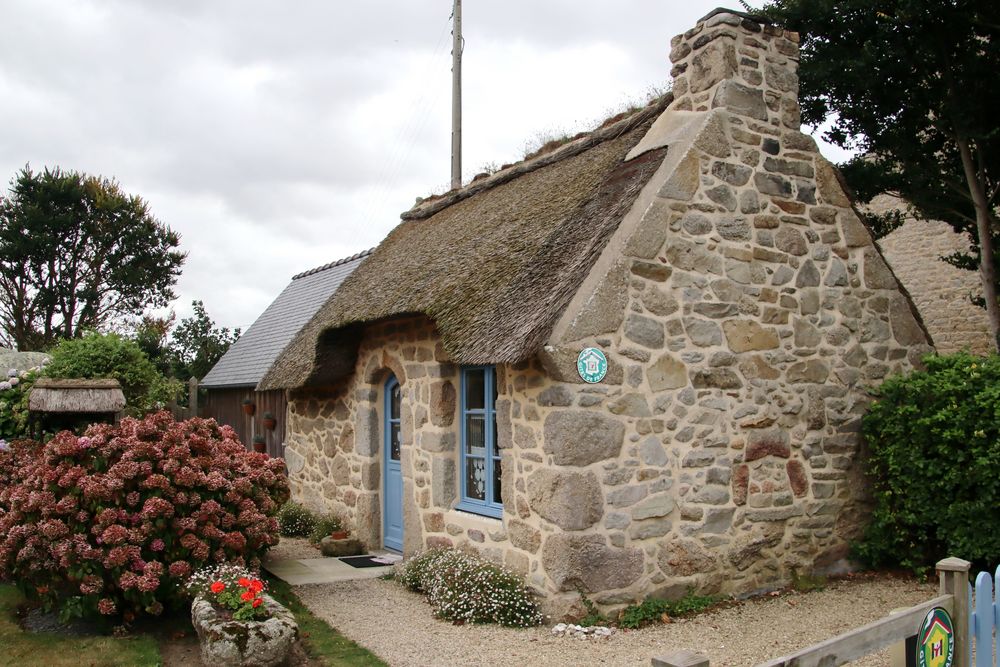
264;554;396;585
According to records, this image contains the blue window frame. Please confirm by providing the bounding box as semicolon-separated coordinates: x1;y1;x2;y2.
457;366;502;518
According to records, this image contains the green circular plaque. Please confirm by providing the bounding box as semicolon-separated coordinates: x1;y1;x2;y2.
916;607;954;667
577;348;608;383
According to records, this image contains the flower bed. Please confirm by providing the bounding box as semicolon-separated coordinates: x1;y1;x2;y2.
0;412;289;621
398;548;542;627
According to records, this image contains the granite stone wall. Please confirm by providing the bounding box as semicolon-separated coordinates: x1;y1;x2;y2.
875;195;992;355
283;317;518;562
513;10;932;615
282;10;934;619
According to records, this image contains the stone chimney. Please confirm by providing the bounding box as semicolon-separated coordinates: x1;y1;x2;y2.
669;8;801;131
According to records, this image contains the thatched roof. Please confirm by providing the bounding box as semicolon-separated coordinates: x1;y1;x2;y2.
259;95;673;390
28;378;126;413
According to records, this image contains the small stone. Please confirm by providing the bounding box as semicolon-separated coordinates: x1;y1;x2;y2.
658;540;717;577
774;226;808;256
863;247;897;289
717;215;751;241
681;212;713;236
796;260;821;287
787;460;808;497
684;317;724;347
691;368;743;389
625;314;665;349
527;469;604;531
754;171;792;198
824;258;849;286
723;320;779;352
712;161;753;186
712;79;768;120
640;436;668;467
648;354;688;391
543;411;625;466
631;260;672;282
631;494;675;520
542;534;644;592
745;431;791;462
787;359;830;383
538;385;573;407
706;184;738;211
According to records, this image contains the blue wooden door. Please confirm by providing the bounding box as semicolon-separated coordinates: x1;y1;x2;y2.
383;375;403;551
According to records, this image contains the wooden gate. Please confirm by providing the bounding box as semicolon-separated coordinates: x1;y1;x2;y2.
971;567;1000;667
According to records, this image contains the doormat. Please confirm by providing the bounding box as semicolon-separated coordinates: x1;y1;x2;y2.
339;554;401;569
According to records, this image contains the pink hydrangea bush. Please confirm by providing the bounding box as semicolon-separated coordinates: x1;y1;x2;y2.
0;411;289;621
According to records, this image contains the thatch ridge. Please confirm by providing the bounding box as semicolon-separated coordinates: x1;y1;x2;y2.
402;95;673;221
259;96;673;390
32;378;122;389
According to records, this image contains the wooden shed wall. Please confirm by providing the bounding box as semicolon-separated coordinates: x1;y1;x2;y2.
201;387;287;458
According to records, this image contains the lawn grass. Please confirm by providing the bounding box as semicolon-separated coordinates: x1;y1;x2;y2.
0;584;160;667
267;576;387;667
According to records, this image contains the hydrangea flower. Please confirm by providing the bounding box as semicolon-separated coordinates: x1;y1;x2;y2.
0;382;10;391
6;369;16;378
0;412;289;622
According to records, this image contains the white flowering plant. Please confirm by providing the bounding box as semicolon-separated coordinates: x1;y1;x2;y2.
0;367;40;440
398;548;542;627
276;501;317;537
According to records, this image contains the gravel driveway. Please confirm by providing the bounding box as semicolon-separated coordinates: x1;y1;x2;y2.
295;573;935;666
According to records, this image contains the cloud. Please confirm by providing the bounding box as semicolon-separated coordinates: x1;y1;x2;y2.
0;0;849;334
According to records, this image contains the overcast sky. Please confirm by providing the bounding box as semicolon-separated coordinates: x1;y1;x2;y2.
0;0;848;333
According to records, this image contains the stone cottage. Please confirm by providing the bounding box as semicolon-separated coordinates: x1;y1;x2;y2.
259;8;933;614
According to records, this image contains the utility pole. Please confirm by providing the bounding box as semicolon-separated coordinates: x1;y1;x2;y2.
451;0;463;191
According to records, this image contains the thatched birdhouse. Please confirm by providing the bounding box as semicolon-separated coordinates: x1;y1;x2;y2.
27;378;127;437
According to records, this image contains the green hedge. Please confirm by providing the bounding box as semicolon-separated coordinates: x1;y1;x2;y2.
856;352;1000;572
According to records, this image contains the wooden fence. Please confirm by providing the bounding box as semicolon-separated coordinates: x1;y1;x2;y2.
652;557;974;667
971;567;1000;667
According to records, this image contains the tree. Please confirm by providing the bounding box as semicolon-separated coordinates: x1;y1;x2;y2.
43;331;182;415
0;166;186;351
169;300;240;381
757;0;1000;350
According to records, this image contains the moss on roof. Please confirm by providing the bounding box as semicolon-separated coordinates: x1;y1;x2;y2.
260;95;672;390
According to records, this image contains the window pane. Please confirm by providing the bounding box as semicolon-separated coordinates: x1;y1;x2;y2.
390;424;401;461
465;414;485;456
492;457;502;505
390;383;401;420
465;369;485;410
465;457;486;501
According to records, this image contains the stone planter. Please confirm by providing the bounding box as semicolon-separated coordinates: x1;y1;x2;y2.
320;535;363;557
191;594;298;667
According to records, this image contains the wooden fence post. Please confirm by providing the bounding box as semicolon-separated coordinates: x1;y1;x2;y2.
937;556;971;667
188;377;199;418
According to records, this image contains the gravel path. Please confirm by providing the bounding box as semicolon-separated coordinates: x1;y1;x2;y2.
295;574;935;667
266;536;322;562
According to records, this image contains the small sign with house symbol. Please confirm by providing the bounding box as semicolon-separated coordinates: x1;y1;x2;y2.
917;607;954;667
576;348;608;384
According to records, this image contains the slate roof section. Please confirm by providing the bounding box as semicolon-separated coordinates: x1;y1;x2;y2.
201;250;372;388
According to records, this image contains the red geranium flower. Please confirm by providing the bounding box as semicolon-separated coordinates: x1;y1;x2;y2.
240;589;255;602
238;577;252;588
210;581;225;594
252;598;262;608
